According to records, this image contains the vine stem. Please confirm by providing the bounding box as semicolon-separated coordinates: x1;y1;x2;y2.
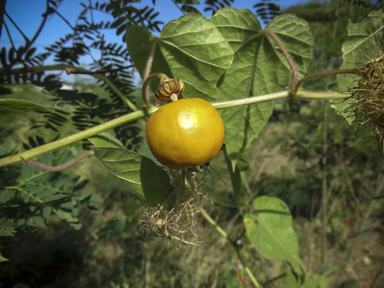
198;207;261;288
0;109;153;167
0;90;350;168
8;65;138;111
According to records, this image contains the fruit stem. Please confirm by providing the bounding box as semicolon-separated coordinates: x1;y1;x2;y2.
170;93;178;102
142;73;167;112
181;169;187;201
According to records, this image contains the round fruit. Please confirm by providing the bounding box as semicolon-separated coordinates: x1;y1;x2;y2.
146;98;225;169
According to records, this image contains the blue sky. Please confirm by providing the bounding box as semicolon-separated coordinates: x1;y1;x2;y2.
2;0;312;83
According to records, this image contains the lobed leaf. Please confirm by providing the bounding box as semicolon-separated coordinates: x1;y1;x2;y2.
211;10;314;165
244;196;305;282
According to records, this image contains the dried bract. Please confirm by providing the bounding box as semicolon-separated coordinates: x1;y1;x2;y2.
154;77;185;102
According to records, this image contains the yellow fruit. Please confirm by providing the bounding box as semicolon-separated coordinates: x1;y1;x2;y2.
146;98;225;169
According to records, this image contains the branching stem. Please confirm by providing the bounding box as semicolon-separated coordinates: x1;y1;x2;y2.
4;11;29;42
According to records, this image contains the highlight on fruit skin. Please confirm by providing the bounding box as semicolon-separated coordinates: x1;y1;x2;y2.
146;98;225;169
344;42;384;152
154;77;185;102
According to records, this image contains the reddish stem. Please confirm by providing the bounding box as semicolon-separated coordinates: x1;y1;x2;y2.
144;38;159;102
292;68;359;95
264;29;298;90
21;151;94;172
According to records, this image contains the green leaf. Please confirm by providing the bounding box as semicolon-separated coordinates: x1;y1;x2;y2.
29;186;45;195
0;253;8;262
181;5;202;14
4;137;12;154
0;218;16;237
235;151;249;171
65;217;79;223
158;13;233;101
300;274;328;288
0;99;51;118
126;13;233;100
244;196;305;281
332;10;384;122
44;194;67;202
211;10;315;164
42;206;52;218
87;132;125;148
283;270;300;288
88;133;171;206
72;180;89;193
63;176;80;192
54;174;72;189
60;202;75;209
36;188;57;200
336;279;358;288
56;149;72;165
22;192;31;203
313;275;328;288
70;222;82;230
0;190;15;203
55;209;71;220
30;216;47;228
89;194;103;203
125;25;173;92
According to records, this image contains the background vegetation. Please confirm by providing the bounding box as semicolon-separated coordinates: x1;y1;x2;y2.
1;0;384;287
